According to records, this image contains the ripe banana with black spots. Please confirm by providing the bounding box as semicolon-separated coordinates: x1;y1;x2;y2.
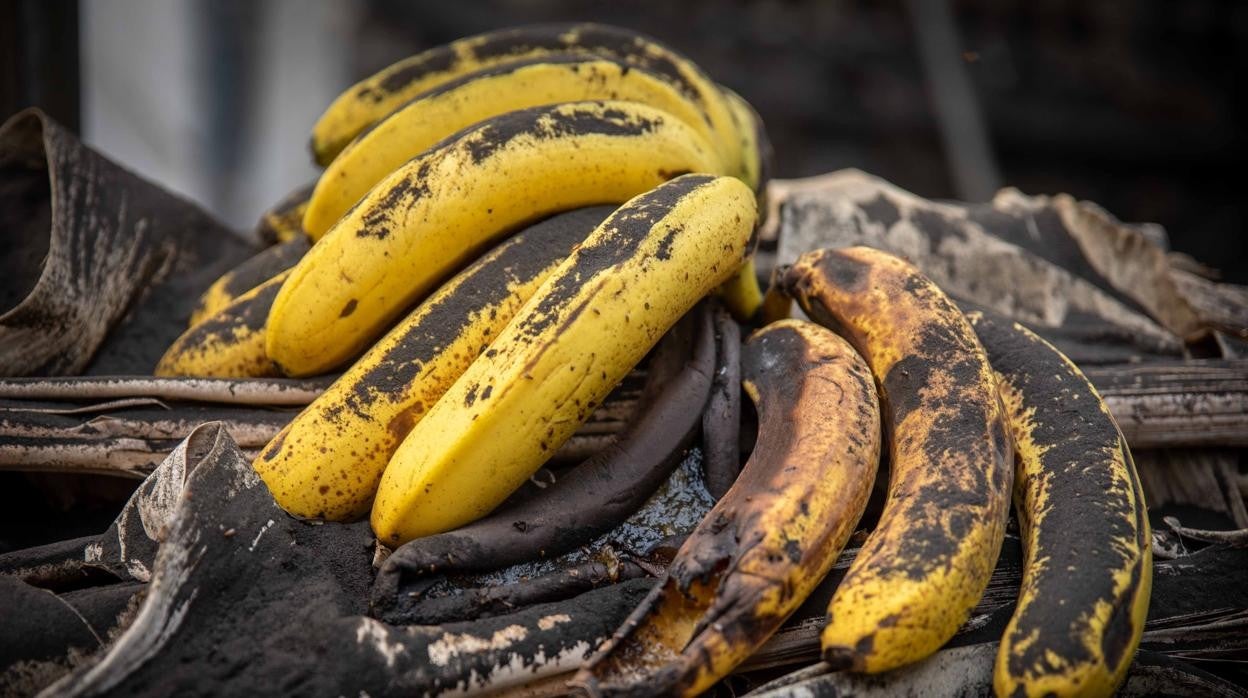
720;85;772;203
370;174;758;545
252;207;613;521
189;237;310;327
156;272;288;378
309;23;745;184
304;56;730;238
268;100;723;377
967;311;1151;698
255;183;312;245
575;319;881;697
780;246;1013;674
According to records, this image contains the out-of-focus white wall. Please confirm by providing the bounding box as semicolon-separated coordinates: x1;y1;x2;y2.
82;0;358;233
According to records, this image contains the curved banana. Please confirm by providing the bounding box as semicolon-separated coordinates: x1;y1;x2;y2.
720;85;772;201
156;272;288;378
575;319;881;697
253;207;613;521
189;237;310;327
268;100;723;377
371;174;757;545
304;56;727;238
780;246;1013;674
310;23;743;181
967;311;1151;698
255;183;312;245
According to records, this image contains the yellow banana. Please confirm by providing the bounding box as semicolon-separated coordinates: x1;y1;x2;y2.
189;237;310;327
255;184;312;245
370;174;758;545
310;22;743;182
780;246;1013;674
576;319;881;697
967;311;1151;698
268;100;723;377
253;207;614;521
304;57;727;238
156;272;289;378
720;85;771;200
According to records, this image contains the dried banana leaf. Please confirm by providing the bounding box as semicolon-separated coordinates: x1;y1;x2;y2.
0;109;252;377
11;424;657;698
767;170;1244;363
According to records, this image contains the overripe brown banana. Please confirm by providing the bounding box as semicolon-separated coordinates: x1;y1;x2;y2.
967;311;1151;698
781;246;1014;674
155;271;289;378
189;237;310;327
268;100;724;377
252;207;614;521
370;174;758;545
304;56;729;238
309;23;744;183
575;319;881;697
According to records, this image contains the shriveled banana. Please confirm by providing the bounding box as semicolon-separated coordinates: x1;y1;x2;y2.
156;272;288;378
253;207;613;521
576;319;881;697
304;57;727;238
781;246;1013;674
310;22;743;183
267;100;723;377
967;311;1151;698
370;174;758;545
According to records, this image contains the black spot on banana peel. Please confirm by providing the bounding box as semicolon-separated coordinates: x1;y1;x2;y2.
574;319;881;698
253;207;614;522
270;100;724;376
967;311;1151;698
702;300;742;499
188;236;310;327
155;271;289;378
371;303;714;609
780;246;1013;675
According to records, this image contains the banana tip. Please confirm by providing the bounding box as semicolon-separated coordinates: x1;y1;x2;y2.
821;645;862;673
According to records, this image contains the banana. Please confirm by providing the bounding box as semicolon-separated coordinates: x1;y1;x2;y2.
966;311;1151;698
255;183;312;245
309;23;743;182
156;272;289;378
575;319;881;697
304;56;728;238
370;174;757;545
720;85;772;201
189;237;310;327
780;246;1014;674
252;207;614;521
267;100;723;377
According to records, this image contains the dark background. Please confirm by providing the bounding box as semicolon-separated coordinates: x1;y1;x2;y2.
4;0;1245;278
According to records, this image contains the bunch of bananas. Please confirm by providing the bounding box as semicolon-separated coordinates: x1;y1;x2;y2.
157;23;1151;698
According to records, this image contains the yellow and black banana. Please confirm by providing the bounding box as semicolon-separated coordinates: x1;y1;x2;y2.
967;311;1151;698
370;174;758;545
189;237;310;327
252;207;614;521
781;246;1014;674
156;272;289;378
304;56;730;238
575;319;881;697
310;22;744;182
254;183;312;245
268;100;724;377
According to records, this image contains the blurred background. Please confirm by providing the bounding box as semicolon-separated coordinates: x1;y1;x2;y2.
4;0;1245;280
